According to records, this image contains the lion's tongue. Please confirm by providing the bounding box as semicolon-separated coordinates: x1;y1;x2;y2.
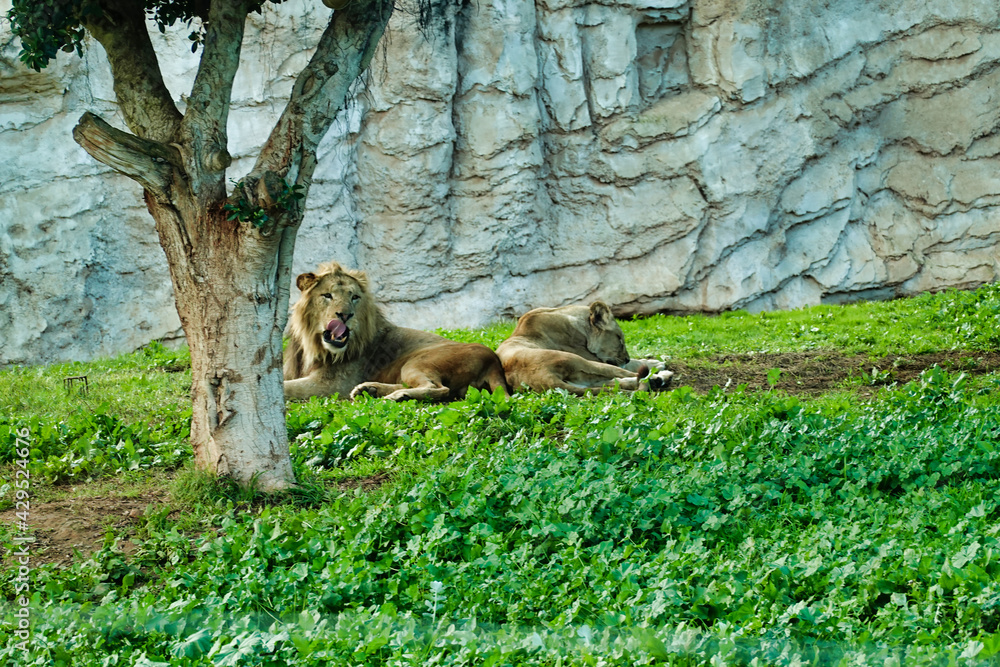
326;319;348;339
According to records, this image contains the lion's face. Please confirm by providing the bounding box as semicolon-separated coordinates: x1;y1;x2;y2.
293;263;376;361
584;301;630;366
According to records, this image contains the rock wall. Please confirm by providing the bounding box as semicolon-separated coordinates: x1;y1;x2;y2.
2;0;999;366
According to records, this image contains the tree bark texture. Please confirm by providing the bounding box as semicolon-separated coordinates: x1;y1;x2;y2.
73;0;394;490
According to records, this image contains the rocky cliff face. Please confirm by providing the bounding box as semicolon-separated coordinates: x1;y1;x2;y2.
2;0;998;365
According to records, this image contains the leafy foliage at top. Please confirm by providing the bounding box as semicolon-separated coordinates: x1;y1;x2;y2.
7;0;274;71
8;0;449;72
8;0;100;71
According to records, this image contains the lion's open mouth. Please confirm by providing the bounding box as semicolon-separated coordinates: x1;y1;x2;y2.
323;319;350;348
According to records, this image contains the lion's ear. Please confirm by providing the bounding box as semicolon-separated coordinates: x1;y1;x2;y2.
296;272;319;292
353;271;370;292
589;301;614;329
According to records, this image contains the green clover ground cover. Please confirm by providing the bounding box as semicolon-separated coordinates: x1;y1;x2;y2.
1;284;1000;665
0;343;192;485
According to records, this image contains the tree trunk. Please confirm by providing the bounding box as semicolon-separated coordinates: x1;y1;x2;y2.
152;201;297;491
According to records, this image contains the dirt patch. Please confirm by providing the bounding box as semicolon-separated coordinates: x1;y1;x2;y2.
668;350;1000;396
336;472;392;491
0;492;167;567
3;473;394;568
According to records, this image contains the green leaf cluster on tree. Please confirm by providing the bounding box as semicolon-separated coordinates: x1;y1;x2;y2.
9;0;99;71
8;0;222;69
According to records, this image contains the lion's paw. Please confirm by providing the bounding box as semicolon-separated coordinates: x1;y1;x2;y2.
647;369;674;391
349;383;380;400
637;358;668;373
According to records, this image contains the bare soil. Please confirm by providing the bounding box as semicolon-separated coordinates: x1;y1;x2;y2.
668;350;1000;396
5;349;998;567
1;474;392;567
1;492;167;567
336;471;392;491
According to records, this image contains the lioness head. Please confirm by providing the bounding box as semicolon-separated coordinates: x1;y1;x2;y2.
289;261;379;366
585;301;630;366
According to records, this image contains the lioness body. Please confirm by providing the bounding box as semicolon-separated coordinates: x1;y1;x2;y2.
497;302;673;395
283;262;508;401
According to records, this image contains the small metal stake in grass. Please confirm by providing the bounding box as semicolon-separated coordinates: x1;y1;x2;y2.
64;375;89;395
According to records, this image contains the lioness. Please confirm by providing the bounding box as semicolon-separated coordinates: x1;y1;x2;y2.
496;301;673;395
283;261;509;401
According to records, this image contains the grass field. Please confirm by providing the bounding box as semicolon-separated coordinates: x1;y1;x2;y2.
1;284;1000;665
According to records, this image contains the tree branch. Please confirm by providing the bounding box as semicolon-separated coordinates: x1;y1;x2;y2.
73;112;182;200
180;0;251;181
84;0;182;143
250;0;393;194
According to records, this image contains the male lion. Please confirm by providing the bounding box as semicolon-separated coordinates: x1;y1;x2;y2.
283;261;508;401
496;301;674;395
